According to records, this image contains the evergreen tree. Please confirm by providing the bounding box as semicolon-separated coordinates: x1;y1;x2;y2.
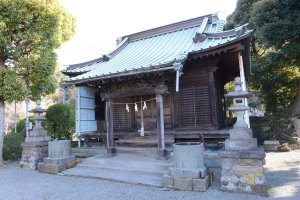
0;0;75;166
227;0;300;115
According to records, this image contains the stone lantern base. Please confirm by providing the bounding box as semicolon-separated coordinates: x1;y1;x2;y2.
220;129;268;196
20;140;49;170
220;148;268;196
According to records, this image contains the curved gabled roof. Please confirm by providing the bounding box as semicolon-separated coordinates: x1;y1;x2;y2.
64;14;252;84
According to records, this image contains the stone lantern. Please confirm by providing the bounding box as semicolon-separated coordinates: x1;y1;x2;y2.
26;100;51;142
20;101;51;170
220;77;268;197
224;77;257;150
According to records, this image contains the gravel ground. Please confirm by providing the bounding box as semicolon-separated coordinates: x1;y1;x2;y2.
0;150;300;200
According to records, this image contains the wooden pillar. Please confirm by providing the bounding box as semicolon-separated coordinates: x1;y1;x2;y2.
156;93;166;157
208;66;218;128
238;52;250;128
106;100;116;154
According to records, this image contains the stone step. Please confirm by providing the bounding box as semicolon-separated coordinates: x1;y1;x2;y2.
78;154;173;174
115;135;174;148
116;147;173;157
62;166;164;187
115;140;173;148
71;147;106;158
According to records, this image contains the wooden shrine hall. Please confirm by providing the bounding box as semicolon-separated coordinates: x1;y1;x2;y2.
62;13;252;156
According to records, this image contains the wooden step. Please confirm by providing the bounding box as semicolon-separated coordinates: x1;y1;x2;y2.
115;135;174;148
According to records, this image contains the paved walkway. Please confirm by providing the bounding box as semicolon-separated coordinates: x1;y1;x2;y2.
0;150;299;200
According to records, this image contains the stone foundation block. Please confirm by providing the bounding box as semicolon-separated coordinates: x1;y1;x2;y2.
37;162;49;173
66;160;77;169
48;163;65;174
161;174;173;188
43;157;59;165
192;175;210;192
157;149;167;157
44;155;75;165
225;138;258;151
169;168;200;178
220;149;268;197
20;145;48;170
169;166;208;179
107;147;116;155
263;140;279;151
38;163;65;174
173;177;193;191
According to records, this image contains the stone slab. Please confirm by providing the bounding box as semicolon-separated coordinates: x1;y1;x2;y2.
21;141;49;148
221;149;265;160
38;162;65;174
44;155;75;165
225;138;258;151
263;140;279;151
192;175;210;192
173;177;193;191
169;166;208;178
63;166;163;187
161;174;173;188
66;160;77;169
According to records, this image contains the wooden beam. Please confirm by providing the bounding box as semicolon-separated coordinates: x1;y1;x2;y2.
101;85;168;100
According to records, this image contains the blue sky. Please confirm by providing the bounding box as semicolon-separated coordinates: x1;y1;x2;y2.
57;0;238;67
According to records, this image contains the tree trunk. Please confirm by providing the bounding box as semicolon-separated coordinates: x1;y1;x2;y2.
0;100;5;166
287;83;300;117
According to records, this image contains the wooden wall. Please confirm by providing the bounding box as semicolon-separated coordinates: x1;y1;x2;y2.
94;58;226;133
174;60;225;130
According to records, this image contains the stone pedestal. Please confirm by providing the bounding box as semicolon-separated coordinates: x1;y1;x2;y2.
225;128;258;151
20;141;49;170
161;142;210;191
221;129;268;196
220;148;267;196
38;140;76;174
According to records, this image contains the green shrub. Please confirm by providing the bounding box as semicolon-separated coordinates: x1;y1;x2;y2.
3;132;24;160
16;117;35;135
45;102;75;140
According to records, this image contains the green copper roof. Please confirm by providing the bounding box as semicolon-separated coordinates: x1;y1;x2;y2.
64;14;252;84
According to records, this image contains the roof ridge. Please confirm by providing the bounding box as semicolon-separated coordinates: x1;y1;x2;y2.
121;14;214;42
